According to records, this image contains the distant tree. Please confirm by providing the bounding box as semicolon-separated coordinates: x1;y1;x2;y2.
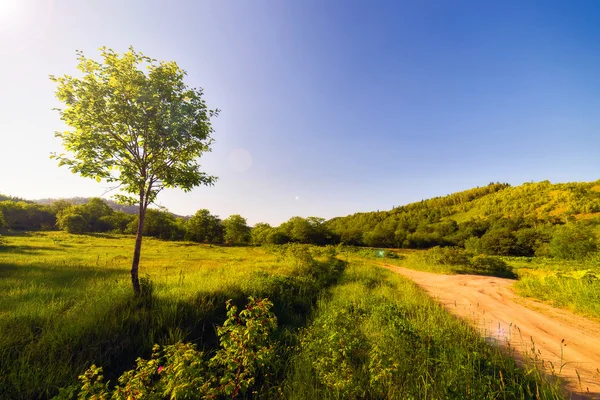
279;217;313;243
49;199;73;216
0;201;56;230
0;211;5;247
266;230;290;245
51;47;218;295
59;213;88;234
223;214;250;245
250;223;273;245
127;209;182;240
473;228;516;256
549;224;598;260
186;209;224;243
100;211;135;233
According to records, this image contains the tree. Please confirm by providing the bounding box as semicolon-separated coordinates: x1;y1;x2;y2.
51;47;218;295
223;214;250;245
185;209;224;243
250;223;272;245
126;208;183;240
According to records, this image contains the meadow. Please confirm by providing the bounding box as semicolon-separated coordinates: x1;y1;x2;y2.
0;232;564;399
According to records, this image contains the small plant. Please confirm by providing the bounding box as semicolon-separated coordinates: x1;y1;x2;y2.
53;297;278;399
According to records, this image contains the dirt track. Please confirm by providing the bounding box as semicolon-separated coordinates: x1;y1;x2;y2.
383;264;600;399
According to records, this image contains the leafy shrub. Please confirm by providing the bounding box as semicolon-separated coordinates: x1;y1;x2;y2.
549;224;598;260
469;255;515;278
424;246;469;266
57;213;87;234
54;297;278;399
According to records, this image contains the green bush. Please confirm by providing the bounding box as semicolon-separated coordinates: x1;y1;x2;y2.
424;246;469;266
549;224;598;260
469;255;515;278
54;297;278;399
58;213;87;234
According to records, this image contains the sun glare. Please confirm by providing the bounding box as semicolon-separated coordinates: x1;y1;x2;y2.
0;0;20;21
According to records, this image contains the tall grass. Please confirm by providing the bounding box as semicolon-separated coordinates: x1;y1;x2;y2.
0;232;343;399
514;273;600;320
0;233;565;398
283;260;564;399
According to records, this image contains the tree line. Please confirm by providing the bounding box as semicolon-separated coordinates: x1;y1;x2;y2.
1;188;599;260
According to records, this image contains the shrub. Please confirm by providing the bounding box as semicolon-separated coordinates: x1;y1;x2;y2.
469;255;515;278
549;224;598;260
424;246;469;266
55;297;278;399
58;213;87;234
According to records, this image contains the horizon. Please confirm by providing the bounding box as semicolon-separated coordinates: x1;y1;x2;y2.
1;1;599;225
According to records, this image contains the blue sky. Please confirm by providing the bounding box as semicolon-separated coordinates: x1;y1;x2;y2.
0;0;599;225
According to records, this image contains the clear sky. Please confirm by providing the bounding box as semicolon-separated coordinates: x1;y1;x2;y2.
1;0;599;225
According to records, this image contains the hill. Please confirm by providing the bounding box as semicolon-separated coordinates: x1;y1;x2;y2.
325;180;600;252
35;197;142;215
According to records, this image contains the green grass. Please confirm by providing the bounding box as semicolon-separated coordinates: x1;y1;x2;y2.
374;245;600;321
0;232;343;399
505;256;600;320
0;232;565;399
283;260;563;399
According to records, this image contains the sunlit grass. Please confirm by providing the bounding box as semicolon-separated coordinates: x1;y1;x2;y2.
284;260;563;399
0;233;567;398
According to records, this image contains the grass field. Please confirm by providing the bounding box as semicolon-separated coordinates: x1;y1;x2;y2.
374;246;600;321
0;232;564;399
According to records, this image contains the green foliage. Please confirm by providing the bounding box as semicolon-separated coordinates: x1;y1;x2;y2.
100;211;135;234
284;262;562;399
424;246;469;266
0;200;56;230
127;208;184;240
56;198;115;233
222;214;250;245
50;46;218;294
250;222;272;245
210;297;277;397
58;213;88;234
185;208;224;243
55;297;278;399
50;47;218;204
549;223;598;260
469;255;515;278
278;216;336;245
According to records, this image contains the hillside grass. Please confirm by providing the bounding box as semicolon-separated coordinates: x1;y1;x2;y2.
0;232;564;399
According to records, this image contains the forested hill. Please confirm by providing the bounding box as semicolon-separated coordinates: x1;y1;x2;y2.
325;180;600;251
35;197;141;215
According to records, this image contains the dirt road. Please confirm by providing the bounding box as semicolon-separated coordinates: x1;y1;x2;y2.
383;264;600;399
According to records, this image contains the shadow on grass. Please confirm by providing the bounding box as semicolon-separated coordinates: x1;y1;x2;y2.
0;245;68;255
0;257;348;400
0;230;34;237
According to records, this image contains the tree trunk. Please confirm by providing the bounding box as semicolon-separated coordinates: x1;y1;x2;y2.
131;197;146;296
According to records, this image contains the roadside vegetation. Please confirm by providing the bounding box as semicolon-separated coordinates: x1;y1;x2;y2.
0;233;564;399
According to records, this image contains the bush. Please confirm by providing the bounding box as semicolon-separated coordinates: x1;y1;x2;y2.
469;255;515;278
424;246;469;266
58;213;87;234
549;224;598;260
54;297;278;399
